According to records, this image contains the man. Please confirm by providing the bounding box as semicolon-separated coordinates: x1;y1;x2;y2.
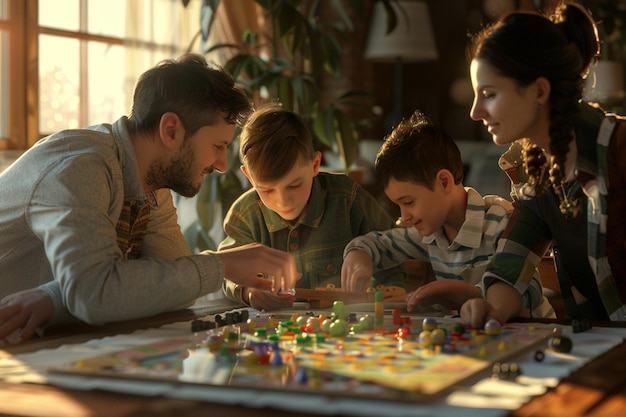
0;54;297;344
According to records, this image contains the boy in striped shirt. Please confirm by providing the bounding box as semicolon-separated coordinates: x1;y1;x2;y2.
341;111;554;319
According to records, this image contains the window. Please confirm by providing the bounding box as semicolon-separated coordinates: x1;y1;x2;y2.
0;0;200;150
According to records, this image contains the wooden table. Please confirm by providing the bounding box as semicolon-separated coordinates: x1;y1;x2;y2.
1;302;625;417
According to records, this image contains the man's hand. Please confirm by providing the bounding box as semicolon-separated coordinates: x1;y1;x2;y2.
406;280;482;312
244;288;294;311
212;243;298;294
0;288;53;344
341;250;374;292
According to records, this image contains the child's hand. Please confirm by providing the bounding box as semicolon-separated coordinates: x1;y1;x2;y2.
460;281;522;327
245;288;294;311
406;280;482;312
341;250;374;292
460;298;494;328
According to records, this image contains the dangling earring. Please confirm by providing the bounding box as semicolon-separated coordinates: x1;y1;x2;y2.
535;102;543;109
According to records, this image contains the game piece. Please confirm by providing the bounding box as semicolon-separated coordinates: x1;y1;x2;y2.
419;330;432;348
397;327;411;339
270;343;283;366
534;350;545;362
305;317;321;333
374;291;384;325
572;319;592;333
491;362;521;381
266;317;276;330
329;319;348;337
484;318;502;336
359;314;374;331
422;317;437;331
333;301;348;320
430;328;445;345
295;367;308;384
548;335;573;353
191;319;216;332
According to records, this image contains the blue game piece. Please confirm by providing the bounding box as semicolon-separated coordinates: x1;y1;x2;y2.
422;317;437;331
295;367;308;384
270;342;283;366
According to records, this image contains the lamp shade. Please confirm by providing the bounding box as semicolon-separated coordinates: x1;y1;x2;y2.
365;1;438;62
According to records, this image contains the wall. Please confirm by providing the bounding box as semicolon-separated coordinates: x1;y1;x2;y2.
320;0;513;198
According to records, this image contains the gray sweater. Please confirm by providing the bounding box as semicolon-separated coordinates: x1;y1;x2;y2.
0;117;223;326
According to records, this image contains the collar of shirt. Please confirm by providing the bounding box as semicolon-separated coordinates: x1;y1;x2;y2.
260;176;327;232
111;116;147;204
422;187;485;250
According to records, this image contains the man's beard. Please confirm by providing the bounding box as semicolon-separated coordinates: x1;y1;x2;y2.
145;141;202;197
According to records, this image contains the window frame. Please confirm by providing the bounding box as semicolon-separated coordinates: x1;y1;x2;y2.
1;0;199;150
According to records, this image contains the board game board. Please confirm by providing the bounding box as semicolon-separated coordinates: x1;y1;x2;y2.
48;306;559;403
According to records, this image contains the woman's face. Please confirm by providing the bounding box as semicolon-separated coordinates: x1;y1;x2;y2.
469;59;543;146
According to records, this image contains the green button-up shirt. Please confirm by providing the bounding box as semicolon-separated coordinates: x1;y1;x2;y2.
220;172;406;304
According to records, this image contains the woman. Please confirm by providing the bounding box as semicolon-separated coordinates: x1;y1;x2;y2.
463;3;626;326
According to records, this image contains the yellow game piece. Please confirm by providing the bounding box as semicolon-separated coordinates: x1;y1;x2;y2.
265;317;276;330
246;318;256;332
474;333;488;344
419;330;432;348
498;341;508;351
430;328;445;345
478;346;488;357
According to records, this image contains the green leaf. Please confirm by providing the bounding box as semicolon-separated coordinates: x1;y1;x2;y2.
334;108;359;170
312;106;336;149
204;43;240;54
321;32;343;77
241;29;259;45
278;76;294;110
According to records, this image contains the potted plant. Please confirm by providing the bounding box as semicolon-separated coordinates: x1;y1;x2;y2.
196;0;399;171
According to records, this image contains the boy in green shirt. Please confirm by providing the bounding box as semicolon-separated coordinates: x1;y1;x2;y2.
220;105;405;310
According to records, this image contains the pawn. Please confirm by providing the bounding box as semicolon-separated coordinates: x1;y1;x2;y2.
419;330;432;348
430;328;446;345
484;318;502;336
422;317;437;331
491;362;521;381
548;335;573;353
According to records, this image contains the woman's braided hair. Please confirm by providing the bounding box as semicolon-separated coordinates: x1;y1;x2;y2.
469;3;599;215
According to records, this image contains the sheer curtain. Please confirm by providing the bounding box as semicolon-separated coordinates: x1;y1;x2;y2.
199;0;266;69
123;0;200;110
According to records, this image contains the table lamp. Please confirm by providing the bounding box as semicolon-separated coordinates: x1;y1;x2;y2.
365;0;438;132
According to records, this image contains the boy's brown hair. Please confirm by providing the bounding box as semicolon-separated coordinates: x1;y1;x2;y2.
375;110;464;190
240;105;314;183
